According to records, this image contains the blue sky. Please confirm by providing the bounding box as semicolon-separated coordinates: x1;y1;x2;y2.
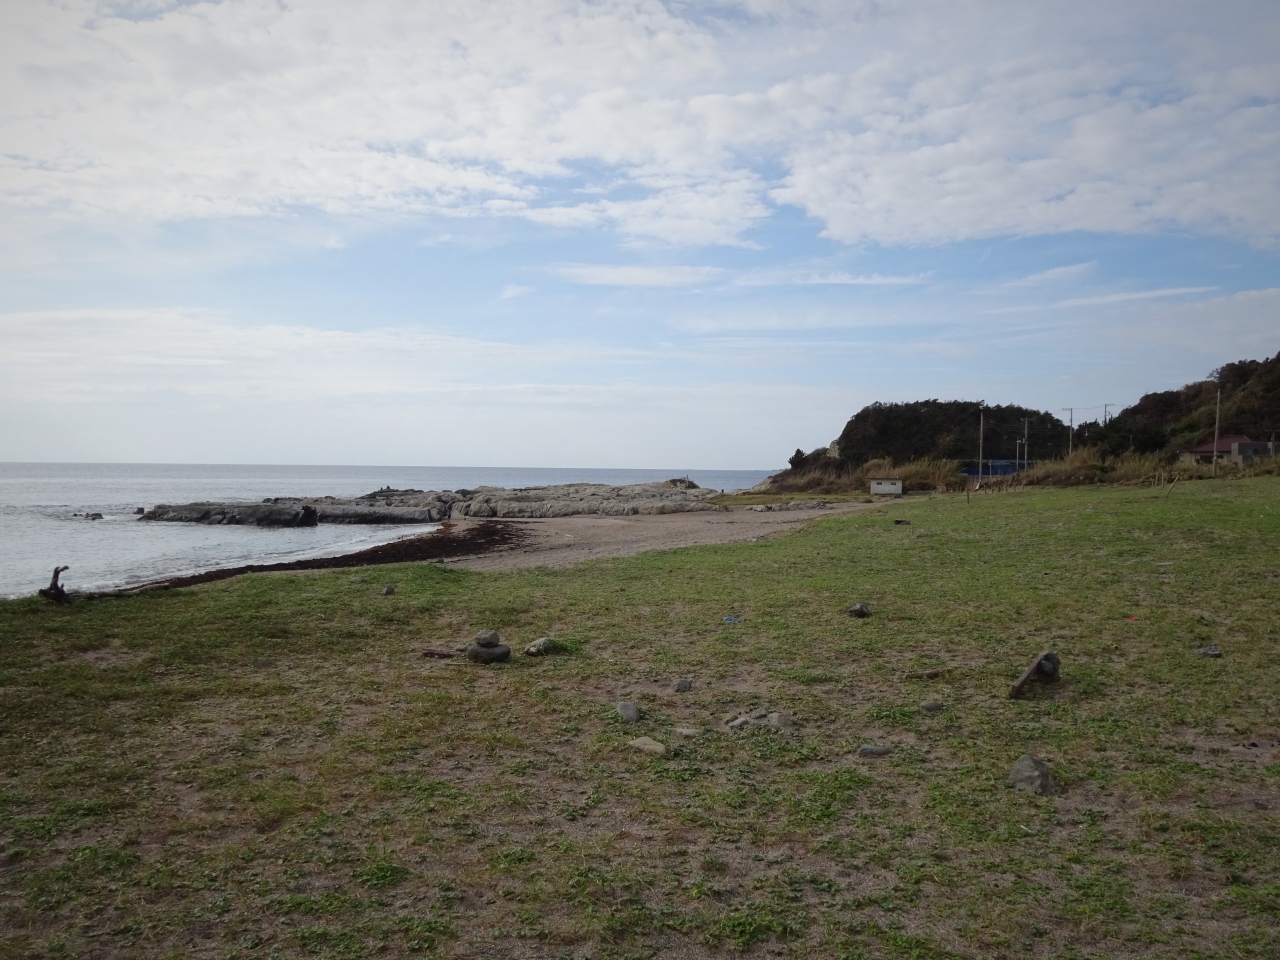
2;0;1278;468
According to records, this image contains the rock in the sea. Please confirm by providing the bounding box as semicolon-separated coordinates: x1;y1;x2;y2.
381;585;396;596
474;629;501;648
1195;645;1222;658
845;602;871;618
1008;754;1056;794
524;637;554;656
85;512;103;521
857;744;890;757
673;678;693;693
134;507;145;515
466;643;511;664
627;736;667;756
616;701;641;723
920;700;944;714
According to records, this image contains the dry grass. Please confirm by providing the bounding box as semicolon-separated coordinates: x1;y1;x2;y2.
1;479;1278;959
762;458;966;495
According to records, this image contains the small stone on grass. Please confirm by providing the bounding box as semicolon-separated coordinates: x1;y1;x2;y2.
616;701;640;723
845;602;871;618
627;736;667;757
673;678;693;693
524;637;554;656
474;629;501;648
1008;754;1056;795
920;700;944;714
857;744;890;758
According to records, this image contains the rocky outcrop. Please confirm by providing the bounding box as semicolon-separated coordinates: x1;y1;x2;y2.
140;479;723;527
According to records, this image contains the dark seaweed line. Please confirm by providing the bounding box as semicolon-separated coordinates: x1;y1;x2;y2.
84;520;526;596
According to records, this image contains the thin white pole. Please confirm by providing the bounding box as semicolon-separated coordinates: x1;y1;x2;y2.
1213;386;1221;476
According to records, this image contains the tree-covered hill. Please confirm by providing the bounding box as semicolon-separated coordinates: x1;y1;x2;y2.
1085;351;1280;453
788;400;1065;472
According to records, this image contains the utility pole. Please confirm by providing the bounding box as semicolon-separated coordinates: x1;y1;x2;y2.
1063;408;1074;456
1104;403;1114;425
1023;418;1029;470
978;409;984;487
1212;386;1221;476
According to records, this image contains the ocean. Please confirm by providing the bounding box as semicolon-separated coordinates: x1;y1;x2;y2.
0;463;775;598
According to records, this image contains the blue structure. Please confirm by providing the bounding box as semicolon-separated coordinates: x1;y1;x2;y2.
958;460;1029;478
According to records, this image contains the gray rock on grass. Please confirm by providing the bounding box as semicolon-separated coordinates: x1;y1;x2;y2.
524;637;554;656
845;602;871;618
474;629;501;648
381;585;396;596
1195;645;1222;658
616;701;641;723
1008;754;1056;795
857;744;890;757
628;736;667;756
920;700;944;714
766;712;792;729
465;643;511;664
673;678;693;693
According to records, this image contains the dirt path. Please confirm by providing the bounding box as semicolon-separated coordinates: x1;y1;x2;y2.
447;501;880;571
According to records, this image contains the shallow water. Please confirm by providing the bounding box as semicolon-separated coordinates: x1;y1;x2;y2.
0;463;773;597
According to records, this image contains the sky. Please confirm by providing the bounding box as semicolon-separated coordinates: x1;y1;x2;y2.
1;0;1278;469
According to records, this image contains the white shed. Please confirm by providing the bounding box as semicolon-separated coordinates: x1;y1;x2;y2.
869;478;903;497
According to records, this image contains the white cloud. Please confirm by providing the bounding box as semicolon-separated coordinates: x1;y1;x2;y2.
550;263;725;286
1053;287;1217;308
499;284;534;299
1007;262;1095;285
1;1;1277;248
735;269;930;287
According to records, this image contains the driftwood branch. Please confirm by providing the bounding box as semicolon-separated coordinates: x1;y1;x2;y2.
1009;650;1061;699
38;566;70;604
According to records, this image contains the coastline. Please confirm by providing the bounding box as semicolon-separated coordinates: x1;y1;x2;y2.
86;520;525;595
81;500;880;596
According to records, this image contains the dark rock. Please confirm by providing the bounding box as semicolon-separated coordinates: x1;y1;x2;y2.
1009;650;1061;698
920;700;944;714
1195;645;1222;658
381;585;396;596
1036;652;1061;680
893;519;910;525
85;512;103;520
616;701;640;723
134;507;145;515
857;744;890;757
466;643;511;664
845;603;871;618
474;629;501;648
673;678;693;693
1008;754;1056;794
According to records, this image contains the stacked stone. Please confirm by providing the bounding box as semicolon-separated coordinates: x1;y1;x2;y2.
466;629;511;664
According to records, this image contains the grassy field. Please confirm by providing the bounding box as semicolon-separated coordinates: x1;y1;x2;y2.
2;479;1278;959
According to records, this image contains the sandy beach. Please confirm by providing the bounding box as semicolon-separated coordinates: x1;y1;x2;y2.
445;500;878;571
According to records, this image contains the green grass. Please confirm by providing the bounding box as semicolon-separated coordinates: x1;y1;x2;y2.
2;478;1278;958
